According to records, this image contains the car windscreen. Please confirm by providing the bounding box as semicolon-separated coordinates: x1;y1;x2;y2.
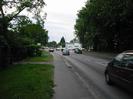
123;54;133;61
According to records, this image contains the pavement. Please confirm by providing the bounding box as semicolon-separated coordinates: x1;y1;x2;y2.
53;53;93;99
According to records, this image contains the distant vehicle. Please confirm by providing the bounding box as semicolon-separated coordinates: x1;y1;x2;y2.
74;48;82;54
62;49;70;55
49;48;54;52
61;48;65;52
105;50;133;93
56;48;61;51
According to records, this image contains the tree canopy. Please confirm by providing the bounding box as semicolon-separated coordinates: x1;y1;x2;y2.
0;0;48;67
75;0;133;52
47;41;57;48
0;0;45;35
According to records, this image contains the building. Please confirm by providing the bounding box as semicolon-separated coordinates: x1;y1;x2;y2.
65;42;82;50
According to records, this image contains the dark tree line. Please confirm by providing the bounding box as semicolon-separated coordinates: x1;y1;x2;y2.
0;0;48;68
75;0;133;52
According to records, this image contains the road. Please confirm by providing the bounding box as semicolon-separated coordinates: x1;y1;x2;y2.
53;51;133;99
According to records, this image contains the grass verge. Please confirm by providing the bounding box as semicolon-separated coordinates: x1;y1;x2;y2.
24;51;53;62
0;64;54;99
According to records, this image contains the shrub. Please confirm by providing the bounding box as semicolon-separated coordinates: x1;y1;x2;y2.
27;44;42;57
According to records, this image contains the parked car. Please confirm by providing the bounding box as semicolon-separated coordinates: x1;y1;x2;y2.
105;50;133;93
74;48;82;54
62;49;70;55
49;48;54;52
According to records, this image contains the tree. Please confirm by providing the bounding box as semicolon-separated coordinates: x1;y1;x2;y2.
0;0;45;37
5;15;48;47
47;41;57;48
75;0;133;52
59;37;66;47
0;0;47;67
18;24;48;45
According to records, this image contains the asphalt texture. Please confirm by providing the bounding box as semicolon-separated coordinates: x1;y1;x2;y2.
53;53;93;99
53;51;133;99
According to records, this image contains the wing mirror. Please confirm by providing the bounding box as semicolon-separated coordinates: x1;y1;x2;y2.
109;58;117;66
108;61;113;66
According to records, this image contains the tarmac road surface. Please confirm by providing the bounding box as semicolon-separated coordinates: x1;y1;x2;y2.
53;51;133;99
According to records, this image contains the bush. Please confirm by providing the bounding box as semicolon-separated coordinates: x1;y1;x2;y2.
27;44;42;57
36;49;42;56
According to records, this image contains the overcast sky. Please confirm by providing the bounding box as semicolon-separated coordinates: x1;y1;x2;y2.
45;0;87;43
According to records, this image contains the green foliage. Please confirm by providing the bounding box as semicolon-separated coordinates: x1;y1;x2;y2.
75;0;133;52
27;44;42;57
0;0;48;66
47;41;57;48
19;24;48;46
0;0;46;36
10;16;48;46
24;51;53;62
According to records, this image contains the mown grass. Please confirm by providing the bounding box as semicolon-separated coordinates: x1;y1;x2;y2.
0;64;54;99
24;51;53;62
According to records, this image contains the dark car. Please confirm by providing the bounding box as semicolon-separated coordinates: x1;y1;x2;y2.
74;48;82;54
49;48;54;52
105;50;133;93
62;49;70;55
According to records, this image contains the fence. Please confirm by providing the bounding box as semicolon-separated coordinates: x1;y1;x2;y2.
0;46;11;68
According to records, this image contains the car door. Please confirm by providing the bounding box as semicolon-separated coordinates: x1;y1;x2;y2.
118;60;133;92
112;54;133;92
110;54;125;84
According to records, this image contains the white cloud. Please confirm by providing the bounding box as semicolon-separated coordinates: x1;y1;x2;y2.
45;0;87;42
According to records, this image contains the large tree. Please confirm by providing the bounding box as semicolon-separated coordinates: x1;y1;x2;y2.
18;23;48;46
0;0;45;36
0;0;47;67
75;0;133;52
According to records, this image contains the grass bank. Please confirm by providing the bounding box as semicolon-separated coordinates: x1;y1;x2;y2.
24;51;53;62
0;51;54;99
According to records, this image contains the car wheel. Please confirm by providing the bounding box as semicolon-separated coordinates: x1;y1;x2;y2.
105;72;113;85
